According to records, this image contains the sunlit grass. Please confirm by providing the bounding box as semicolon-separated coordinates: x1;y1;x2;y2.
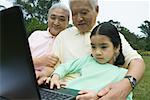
133;56;150;100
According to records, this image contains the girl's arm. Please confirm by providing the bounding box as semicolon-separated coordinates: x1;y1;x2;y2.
53;55;89;79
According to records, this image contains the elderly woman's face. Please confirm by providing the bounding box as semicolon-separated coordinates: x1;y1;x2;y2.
48;8;69;36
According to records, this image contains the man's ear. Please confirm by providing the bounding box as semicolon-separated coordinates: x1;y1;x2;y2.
96;5;99;13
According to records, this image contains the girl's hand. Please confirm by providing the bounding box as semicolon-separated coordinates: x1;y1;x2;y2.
45;74;66;89
50;74;61;89
46;74;66;89
76;90;99;100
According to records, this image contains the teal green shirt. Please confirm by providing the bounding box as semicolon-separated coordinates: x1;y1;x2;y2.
54;55;132;100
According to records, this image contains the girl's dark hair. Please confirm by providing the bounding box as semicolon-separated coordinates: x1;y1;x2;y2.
90;22;125;66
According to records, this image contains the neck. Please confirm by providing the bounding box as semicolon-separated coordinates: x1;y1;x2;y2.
108;58;115;65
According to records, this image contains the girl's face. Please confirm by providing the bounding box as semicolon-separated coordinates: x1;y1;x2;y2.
91;34;117;64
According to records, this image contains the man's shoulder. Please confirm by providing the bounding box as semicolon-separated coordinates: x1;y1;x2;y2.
29;30;47;38
31;30;47;35
58;26;78;37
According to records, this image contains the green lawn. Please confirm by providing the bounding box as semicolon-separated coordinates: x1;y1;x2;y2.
133;56;150;100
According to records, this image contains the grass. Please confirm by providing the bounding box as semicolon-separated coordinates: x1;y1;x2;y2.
133;56;150;100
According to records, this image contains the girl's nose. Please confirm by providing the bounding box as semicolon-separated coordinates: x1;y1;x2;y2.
95;49;102;55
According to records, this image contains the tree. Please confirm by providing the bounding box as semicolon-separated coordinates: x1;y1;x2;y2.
138;20;150;38
109;20;139;49
108;20;121;31
15;0;60;22
14;0;60;36
25;17;47;37
138;20;150;50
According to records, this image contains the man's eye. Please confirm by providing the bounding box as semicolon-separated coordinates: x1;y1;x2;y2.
50;16;56;20
59;17;66;22
81;11;87;15
72;12;77;16
91;45;96;49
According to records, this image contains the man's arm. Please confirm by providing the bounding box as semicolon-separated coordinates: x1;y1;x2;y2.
120;33;145;82
126;58;145;83
97;33;145;100
33;55;59;68
36;67;55;85
97;59;145;100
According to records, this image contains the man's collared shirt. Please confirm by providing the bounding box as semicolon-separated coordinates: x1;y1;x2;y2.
28;28;55;70
52;26;142;68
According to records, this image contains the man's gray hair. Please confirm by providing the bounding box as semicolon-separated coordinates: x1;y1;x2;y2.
88;0;98;10
69;0;98;11
48;2;70;19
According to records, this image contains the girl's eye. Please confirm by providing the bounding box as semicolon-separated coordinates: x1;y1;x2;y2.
100;45;108;49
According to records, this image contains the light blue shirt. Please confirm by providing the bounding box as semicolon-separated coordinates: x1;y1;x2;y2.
54;55;132;100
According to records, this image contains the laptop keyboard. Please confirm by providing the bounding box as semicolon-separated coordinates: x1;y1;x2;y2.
39;88;75;100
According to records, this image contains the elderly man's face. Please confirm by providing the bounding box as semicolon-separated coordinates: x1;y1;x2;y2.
70;0;98;33
48;8;69;36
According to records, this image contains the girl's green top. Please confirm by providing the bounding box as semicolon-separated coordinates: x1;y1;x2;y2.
54;55;132;100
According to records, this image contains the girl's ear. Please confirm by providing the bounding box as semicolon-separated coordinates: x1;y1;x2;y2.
114;45;120;56
113;45;120;62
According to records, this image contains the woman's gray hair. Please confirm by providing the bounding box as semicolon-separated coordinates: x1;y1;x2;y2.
48;2;70;19
69;0;98;11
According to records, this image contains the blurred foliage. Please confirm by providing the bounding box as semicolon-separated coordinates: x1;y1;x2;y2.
25;17;47;37
133;56;150;100
138;50;150;56
109;20;150;51
138;20;150;38
14;0;60;36
14;1;149;51
15;0;60;22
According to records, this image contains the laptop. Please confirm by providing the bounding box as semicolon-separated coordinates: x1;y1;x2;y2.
0;6;79;100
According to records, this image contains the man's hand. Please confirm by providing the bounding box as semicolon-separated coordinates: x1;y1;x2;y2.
36;71;47;85
33;54;59;67
36;67;54;85
97;79;132;100
76;90;98;100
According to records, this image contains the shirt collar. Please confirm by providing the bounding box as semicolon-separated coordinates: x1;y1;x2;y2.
74;22;98;36
46;28;56;38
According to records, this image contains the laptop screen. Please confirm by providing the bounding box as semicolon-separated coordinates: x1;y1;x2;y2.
0;6;40;99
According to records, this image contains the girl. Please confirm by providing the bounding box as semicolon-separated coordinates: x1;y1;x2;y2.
47;22;132;100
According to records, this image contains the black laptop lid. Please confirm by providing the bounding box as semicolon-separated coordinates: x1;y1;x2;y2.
0;6;40;100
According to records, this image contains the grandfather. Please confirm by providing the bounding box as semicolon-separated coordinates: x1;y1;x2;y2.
51;0;145;99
